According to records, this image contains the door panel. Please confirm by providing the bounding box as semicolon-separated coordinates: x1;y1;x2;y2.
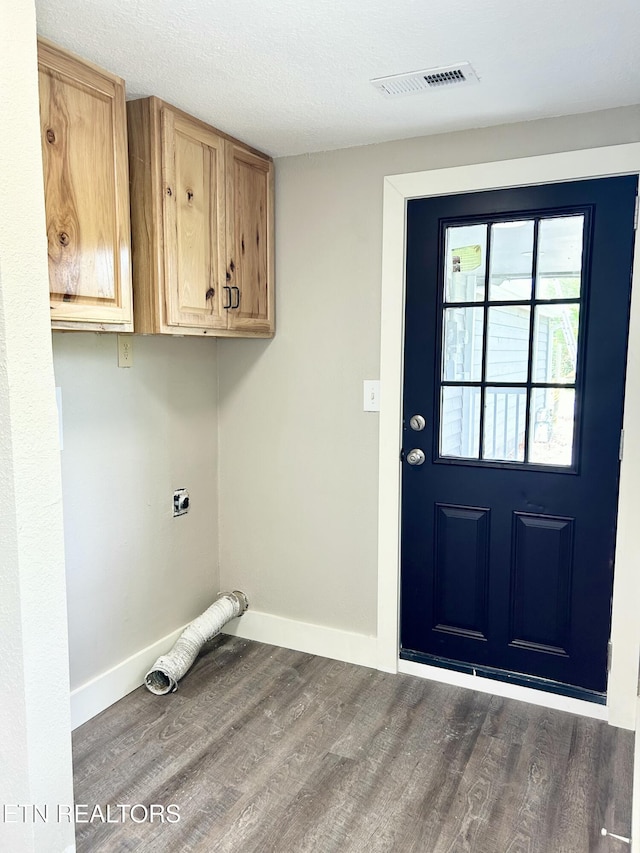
161;109;226;330
401;176;638;697
433;503;490;639
226;142;274;333
38;42;132;327
510;512;573;655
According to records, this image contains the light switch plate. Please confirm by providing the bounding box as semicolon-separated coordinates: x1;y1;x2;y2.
363;380;380;412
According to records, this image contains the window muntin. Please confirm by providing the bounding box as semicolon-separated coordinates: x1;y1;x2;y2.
438;213;584;468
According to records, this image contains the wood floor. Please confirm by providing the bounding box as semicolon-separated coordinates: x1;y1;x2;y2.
72;637;633;852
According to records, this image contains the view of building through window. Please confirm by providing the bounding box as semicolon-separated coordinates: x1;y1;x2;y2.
440;214;584;467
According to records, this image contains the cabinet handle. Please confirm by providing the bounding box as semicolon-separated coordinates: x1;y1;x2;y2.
231;286;240;310
223;286;232;309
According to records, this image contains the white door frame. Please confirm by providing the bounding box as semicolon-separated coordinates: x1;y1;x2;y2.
376;144;640;728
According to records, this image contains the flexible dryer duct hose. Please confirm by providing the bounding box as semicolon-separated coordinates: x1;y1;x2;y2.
144;590;248;695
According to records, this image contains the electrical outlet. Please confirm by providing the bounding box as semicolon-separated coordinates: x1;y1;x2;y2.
173;489;190;517
117;335;133;368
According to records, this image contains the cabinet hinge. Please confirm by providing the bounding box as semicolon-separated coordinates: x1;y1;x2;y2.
607;640;613;674
619;428;625;461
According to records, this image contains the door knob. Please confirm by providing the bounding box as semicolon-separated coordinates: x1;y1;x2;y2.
409;414;426;431
406;448;425;466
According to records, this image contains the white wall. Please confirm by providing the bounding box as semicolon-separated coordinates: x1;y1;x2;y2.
218;105;640;640
53;334;220;695
0;1;75;850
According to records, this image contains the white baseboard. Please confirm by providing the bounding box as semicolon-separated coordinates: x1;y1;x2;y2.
222;609;378;670
70;613;378;730
71;612;606;731
398;659;608;721
70;623;188;730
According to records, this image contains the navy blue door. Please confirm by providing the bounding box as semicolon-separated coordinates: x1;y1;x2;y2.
401;176;637;698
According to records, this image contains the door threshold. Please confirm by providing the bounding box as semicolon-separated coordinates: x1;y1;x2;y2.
398;653;608;721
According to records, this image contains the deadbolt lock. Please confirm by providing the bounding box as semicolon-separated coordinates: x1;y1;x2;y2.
409;414;426;431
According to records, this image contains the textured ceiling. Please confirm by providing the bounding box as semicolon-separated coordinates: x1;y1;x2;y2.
35;0;640;157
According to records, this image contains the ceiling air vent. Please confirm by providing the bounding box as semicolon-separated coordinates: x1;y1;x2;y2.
371;62;480;98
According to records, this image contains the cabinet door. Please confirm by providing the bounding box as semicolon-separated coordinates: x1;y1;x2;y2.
38;41;132;330
161;108;227;330
225;142;274;335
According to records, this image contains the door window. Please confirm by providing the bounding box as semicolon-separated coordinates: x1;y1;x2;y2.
439;213;585;468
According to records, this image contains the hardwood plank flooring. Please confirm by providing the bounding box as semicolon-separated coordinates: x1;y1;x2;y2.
72;637;633;852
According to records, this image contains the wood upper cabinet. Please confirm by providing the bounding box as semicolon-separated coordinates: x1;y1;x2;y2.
37;39;133;331
127;97;275;337
225;142;274;335
161;107;227;331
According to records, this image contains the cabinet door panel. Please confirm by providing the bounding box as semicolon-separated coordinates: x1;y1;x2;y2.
226;143;274;334
38;42;132;329
162;110;226;330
